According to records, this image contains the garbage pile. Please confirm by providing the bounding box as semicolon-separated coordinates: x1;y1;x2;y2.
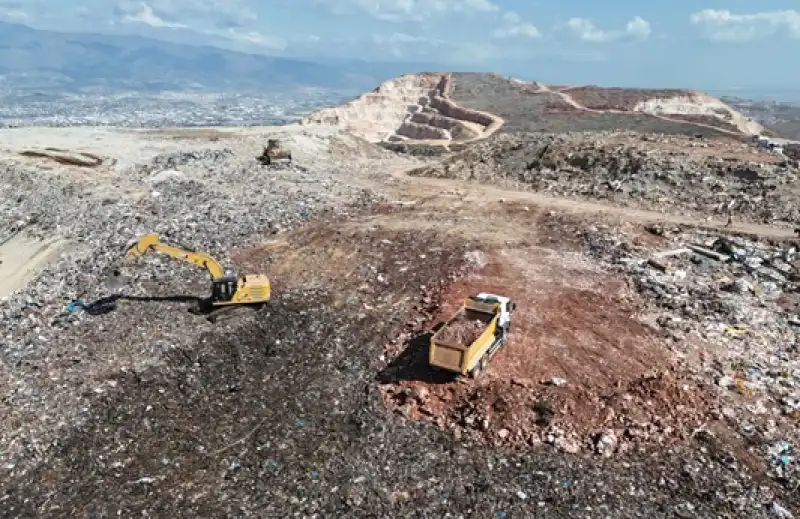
411;131;800;224
132;148;234;177
581;222;800;484
0;147;379;473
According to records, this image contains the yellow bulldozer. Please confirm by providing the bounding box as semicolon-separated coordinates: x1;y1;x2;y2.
124;233;271;316
256;139;292;166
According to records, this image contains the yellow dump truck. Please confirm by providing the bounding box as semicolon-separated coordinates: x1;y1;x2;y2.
429;293;515;378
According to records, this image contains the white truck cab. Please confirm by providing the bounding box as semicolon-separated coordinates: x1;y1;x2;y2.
473;292;515;330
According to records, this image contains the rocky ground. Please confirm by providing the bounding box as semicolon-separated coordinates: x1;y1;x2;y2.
411;131;800;226
0;96;800;517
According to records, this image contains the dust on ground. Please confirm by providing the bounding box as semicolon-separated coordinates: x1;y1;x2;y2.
0;233;69;297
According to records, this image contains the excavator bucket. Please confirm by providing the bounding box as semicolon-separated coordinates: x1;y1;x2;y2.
124;233;160;261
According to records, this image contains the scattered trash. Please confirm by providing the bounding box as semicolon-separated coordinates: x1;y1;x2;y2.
770;501;794;518
66;300;86;313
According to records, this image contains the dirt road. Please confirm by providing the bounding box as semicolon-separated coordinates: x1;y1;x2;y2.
535;83;747;137
349;161;797;240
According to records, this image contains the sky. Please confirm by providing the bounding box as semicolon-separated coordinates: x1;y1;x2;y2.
2;0;800;91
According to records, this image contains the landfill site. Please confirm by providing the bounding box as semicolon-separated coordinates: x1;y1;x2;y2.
2;72;800;517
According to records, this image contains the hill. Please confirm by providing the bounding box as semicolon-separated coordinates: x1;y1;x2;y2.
0;22;427;93
301;72;768;147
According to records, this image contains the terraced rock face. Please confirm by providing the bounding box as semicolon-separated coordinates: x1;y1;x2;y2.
300;73;502;145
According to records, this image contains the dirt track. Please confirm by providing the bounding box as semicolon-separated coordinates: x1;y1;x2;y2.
448;73;747;138
352;161;798;240
537;83;746;137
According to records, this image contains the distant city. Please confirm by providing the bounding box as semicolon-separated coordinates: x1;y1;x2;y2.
708;88;800;104
0;88;359;128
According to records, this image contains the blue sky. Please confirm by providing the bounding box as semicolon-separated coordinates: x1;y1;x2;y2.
2;0;800;91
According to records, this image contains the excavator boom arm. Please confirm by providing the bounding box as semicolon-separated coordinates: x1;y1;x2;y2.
125;233;226;278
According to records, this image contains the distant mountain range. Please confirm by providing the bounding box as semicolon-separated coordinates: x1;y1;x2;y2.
0;22;443;93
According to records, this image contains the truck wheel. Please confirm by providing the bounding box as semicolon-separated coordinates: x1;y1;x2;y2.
469;360;484;379
479;355;489;374
470;356;489;379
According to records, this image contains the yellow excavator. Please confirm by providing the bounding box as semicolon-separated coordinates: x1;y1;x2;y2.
123;233;271;313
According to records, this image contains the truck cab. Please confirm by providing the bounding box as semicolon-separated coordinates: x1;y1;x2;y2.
473;292;515;331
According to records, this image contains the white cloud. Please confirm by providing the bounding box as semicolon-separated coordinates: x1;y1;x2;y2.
0;0;29;20
493;11;540;39
371;31;443;57
459;0;499;13
122;2;187;28
4;9;28;19
625;16;651;39
115;1;285;50
565;15;651;42
689;9;800;41
317;0;498;22
116;0;257;29
225;28;285;49
292;34;321;44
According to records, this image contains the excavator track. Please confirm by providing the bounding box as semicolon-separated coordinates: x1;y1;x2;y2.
189;300;267;323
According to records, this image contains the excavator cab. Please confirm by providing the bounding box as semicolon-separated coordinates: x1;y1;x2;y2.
211;276;239;303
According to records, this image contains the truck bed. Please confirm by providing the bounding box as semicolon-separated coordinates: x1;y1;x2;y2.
434;309;494;347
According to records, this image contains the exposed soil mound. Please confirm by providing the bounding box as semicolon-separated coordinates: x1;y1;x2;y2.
379;248;717;455
300;72;765;149
633;93;765;136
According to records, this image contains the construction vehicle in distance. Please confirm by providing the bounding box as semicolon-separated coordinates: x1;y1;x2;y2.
124;233;271;317
428;293;515;378
256;139;292;166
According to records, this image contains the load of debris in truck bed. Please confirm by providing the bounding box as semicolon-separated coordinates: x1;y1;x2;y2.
436;314;488;346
